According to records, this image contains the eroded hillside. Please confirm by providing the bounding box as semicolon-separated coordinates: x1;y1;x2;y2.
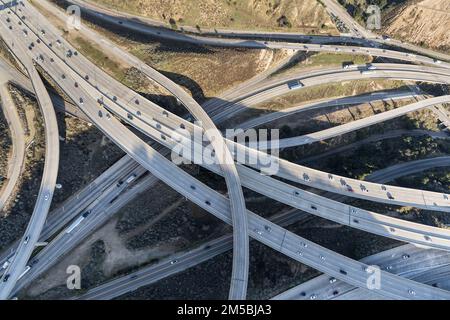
382;0;450;53
89;0;337;34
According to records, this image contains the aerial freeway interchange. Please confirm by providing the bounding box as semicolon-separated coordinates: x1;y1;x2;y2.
0;0;449;300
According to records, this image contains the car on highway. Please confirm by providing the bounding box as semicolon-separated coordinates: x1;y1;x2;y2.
1;260;10;270
24;236;30;245
342;62;354;69
82;210;92;219
287;80;304;90
18;266;31;280
2;274;10;282
125;174;137;184
170;260;178;265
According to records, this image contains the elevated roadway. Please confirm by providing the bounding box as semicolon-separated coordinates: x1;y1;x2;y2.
235;90;418;131
4;0;450;295
253;95;450;150
273;244;450;300
4;18;450;301
9;15;450;213
0;28;60;299
18;0;250;299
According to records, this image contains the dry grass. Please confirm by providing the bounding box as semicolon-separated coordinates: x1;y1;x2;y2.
88;0;338;34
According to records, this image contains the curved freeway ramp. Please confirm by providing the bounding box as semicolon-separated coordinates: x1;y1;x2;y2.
12;8;450;216
273;244;450;300
14;42;450;299
11;0;250;300
56;0;450;69
0;84;25;213
253;95;450;149
366;156;450;183
7;0;447;298
0;30;60;299
208;64;450;122
14;1;450;215
235;90;418;131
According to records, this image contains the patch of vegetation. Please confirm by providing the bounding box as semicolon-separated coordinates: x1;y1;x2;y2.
88;0;336;34
72;36;128;82
81;240;107;288
0;104;11;189
337;0;408;24
0;88;45;249
272;52;373;78
322;135;449;180
396;168;450;194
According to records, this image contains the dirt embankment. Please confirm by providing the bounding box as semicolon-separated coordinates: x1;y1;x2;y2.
382;0;450;53
90;0;337;33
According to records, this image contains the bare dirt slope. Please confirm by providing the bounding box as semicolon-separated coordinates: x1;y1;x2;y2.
90;0;337;33
382;0;450;53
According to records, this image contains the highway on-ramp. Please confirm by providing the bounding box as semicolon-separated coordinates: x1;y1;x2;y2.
0;28;60;299
4;11;450;300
